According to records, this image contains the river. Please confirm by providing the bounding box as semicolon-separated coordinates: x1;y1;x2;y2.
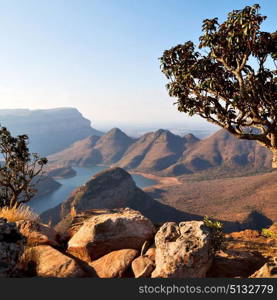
29;166;157;214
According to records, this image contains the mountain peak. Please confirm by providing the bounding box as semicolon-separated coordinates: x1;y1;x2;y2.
90;167;133;183
153;129;172;138
106;127;129;137
183;133;199;143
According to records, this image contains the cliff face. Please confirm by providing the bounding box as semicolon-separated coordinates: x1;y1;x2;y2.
0;108;102;156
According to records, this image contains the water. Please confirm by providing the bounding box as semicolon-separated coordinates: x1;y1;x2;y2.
29;166;157;214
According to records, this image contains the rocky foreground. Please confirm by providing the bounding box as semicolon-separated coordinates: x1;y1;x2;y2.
0;208;276;278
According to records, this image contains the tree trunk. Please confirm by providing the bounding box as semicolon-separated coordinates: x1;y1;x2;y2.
9;194;18;208
272;150;277;169
270;134;277;169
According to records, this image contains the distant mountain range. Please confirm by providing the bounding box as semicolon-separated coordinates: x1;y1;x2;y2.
0;108;103;156
48;127;272;176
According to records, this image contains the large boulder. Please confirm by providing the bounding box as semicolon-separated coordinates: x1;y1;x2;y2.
15;220;59;247
23;245;85;278
67;208;155;262
152;221;213;278
0;218;25;277
90;249;138;278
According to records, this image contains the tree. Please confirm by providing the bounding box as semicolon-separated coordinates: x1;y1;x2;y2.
0;126;47;207
160;4;277;167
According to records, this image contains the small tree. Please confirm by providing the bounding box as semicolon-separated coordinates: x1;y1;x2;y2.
203;216;225;253
0;126;47;207
160;4;277;167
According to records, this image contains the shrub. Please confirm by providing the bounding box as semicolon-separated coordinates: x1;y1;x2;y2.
261;228;277;239
203;216;225;253
17;246;38;277
0;126;47;207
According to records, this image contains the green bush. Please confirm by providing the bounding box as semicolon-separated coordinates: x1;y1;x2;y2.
203;216;225;253
262;228;277;239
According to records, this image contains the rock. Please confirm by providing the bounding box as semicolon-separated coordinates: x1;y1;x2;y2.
151;221;213;278
207;250;267;278
90;249;138;278
250;257;277;278
132;256;155;278
207;229;275;278
15;220;59;247
145;247;156;262
67;208;155;262
227;229;260;240
24;245;85;278
55;209;114;243
0;218;25;277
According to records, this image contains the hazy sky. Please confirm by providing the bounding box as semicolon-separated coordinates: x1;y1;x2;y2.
0;0;276;128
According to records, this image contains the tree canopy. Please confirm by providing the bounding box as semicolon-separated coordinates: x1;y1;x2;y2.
160;4;277;167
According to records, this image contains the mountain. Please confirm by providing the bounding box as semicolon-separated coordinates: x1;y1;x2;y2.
48;135;101;166
47;126;273;176
39;167;204;226
45;166;77;178
48;128;135;166
0;108;103;156
32;176;61;199
162;129;272;175
92;128;135;164
114;129;195;172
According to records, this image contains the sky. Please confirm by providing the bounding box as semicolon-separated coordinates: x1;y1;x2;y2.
0;0;276;130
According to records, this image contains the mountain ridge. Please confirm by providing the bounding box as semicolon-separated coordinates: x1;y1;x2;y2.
48;127;272;176
0;107;103;156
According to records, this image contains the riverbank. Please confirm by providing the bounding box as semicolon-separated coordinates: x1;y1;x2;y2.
130;171;182;189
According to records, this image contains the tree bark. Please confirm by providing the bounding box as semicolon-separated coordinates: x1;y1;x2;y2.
271;134;277;169
272;150;277;169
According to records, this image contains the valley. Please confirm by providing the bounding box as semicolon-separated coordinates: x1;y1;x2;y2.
29;166;157;214
2;108;276;232
39;124;277;231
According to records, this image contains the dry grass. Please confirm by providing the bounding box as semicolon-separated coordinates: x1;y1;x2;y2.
70;206;76;217
17;246;38;277
54;215;73;237
0;204;39;223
